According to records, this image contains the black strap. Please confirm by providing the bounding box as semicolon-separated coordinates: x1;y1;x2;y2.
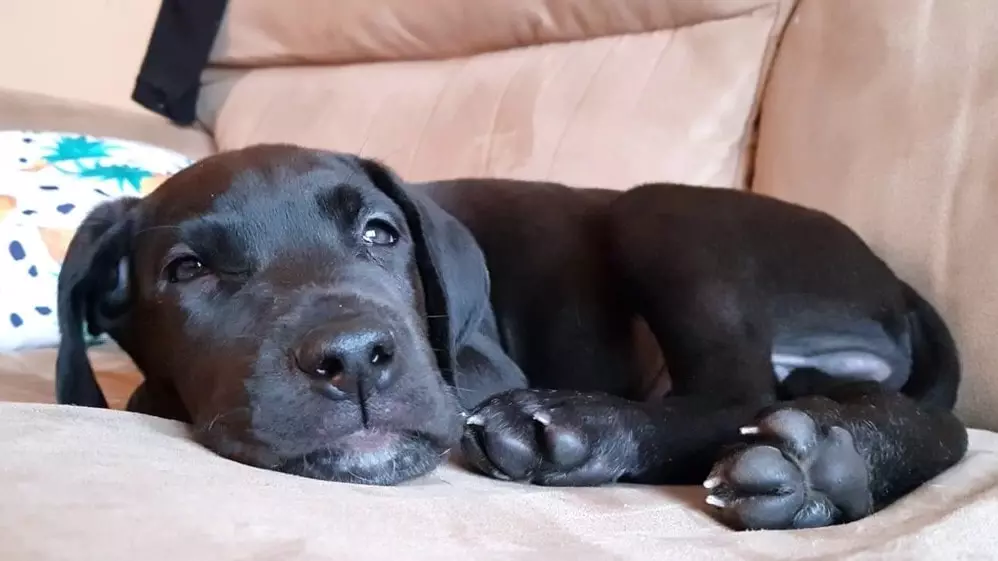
131;0;230;126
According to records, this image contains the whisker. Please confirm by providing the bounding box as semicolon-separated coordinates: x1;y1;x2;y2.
200;407;248;434
204;413;224;433
344;467;375;485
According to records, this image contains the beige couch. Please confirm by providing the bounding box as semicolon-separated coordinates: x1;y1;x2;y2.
3;0;998;559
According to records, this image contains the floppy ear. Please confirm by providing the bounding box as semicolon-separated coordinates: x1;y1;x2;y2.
358;158;491;380
56;197;141;407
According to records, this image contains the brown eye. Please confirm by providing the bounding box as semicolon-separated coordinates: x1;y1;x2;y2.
166;256;208;283
361;220;398;246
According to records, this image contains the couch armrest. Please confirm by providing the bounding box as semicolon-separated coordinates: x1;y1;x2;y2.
0;88;215;161
752;0;998;429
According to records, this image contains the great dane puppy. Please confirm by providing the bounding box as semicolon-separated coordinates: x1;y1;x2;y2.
55;144;967;531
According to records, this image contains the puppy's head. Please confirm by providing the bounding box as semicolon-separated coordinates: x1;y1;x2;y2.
55;144;490;485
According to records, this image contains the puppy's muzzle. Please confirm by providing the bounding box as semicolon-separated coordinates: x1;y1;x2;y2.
293;315;400;402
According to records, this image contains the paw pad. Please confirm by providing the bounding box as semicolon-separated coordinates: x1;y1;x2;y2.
704;407;873;530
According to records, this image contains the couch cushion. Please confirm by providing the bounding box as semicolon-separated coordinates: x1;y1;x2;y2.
209;0;793;66
0;345;139;409
752;0;998;430
197;0;795;189
2;401;998;561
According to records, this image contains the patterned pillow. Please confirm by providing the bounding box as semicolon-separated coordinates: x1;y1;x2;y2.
0;131;193;352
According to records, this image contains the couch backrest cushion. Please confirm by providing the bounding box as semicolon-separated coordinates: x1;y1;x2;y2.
197;0;796;189
209;0;786;67
753;0;998;429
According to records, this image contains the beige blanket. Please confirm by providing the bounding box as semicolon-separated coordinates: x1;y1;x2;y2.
2;400;998;561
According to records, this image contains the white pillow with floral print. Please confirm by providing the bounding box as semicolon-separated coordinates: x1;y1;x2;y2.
0;131;192;351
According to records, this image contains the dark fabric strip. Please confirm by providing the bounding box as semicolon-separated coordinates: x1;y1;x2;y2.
131;0;230;126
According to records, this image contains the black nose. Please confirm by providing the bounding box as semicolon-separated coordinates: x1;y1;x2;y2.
294;318;397;399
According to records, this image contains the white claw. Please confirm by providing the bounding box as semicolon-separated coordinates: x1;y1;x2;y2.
705;495;727;508
466;414;484;426
740;425;760;435
703;477;722;490
532;411;552;426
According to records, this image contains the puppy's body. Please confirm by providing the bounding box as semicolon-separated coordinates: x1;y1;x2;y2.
425;179;926;402
56;145;967;532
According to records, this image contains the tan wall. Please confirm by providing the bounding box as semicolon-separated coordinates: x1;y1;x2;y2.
0;0;162;113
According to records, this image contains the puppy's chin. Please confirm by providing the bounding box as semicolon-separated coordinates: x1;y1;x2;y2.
275;430;447;485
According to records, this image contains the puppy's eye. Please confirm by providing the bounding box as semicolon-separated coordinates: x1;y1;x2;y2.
166;256;208;283
361;220;398;246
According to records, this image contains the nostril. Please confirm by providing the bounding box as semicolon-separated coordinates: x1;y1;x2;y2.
312;357;343;380
369;343;394;366
328;373;348;390
311;356;353;397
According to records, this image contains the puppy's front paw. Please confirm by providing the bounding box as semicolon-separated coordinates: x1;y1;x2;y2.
704;408;873;530
460;389;635;486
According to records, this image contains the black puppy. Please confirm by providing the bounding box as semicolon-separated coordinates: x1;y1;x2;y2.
55;144;967;531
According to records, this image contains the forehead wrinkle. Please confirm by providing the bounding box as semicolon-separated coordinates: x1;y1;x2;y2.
224;155;368;199
178;214;221;242
182;203;343;265
169;153;406;261
316;183;365;227
177;214;251;260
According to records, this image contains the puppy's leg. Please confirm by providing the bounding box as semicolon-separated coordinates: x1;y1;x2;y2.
461;389;762;485
704;379;967;530
459;190;794;486
459;284;782;486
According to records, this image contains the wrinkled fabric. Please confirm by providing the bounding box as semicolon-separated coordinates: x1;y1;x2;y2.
199;9;790;189
1;398;997;561
208;0;794;66
2;347;997;560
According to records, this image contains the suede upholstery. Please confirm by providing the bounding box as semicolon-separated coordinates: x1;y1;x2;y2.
1;0;998;558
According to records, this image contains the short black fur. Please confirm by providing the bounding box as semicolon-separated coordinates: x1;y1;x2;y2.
55;144;967;530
